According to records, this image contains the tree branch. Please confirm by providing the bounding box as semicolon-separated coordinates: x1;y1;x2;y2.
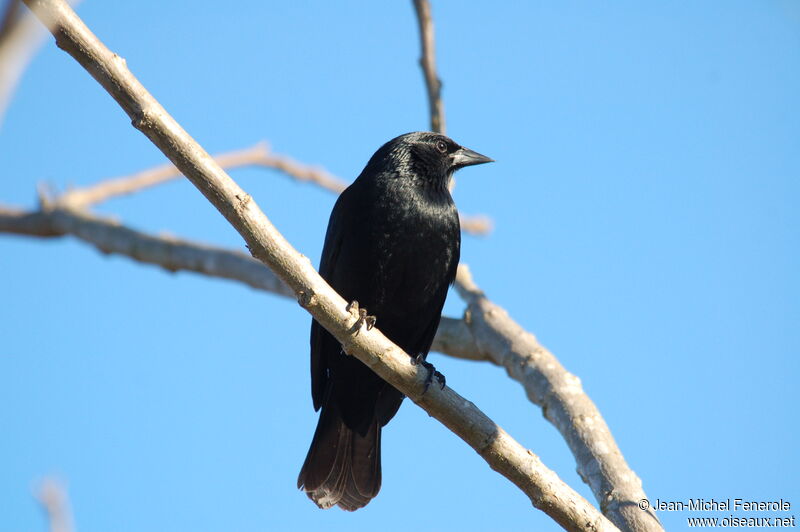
0;202;295;296
20;1;618;529
0;0;80;126
411;2;661;531
412;0;445;134
59;141;347;208
0;202;484;360
0;1;22;36
35;478;74;532
456;266;661;530
0;203;58;235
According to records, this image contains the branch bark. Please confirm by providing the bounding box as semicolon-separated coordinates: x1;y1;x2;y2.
20;1;617;529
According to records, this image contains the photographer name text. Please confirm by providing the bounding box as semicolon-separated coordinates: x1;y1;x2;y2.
649;498;791;512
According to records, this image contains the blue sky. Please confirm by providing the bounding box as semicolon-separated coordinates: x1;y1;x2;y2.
2;1;798;531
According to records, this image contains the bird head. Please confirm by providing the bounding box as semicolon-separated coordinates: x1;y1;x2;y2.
362;132;493;188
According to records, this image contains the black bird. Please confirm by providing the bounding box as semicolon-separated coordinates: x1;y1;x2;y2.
297;132;492;511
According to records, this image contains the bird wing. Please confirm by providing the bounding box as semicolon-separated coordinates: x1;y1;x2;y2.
405;225;460;359
309;192;347;411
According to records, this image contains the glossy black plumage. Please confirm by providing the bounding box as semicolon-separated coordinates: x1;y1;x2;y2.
297;132;492;511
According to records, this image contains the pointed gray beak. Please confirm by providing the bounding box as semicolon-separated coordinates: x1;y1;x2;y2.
452;146;494;169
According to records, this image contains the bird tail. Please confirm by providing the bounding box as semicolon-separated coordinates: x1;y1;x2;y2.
297;400;381;511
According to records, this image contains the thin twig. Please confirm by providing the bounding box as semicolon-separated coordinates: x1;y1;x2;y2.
60;141;346;208
458;213;492;235
412;0;445;134
0;0;80;126
0;0;43;121
20;2;618;529
35;478;74;532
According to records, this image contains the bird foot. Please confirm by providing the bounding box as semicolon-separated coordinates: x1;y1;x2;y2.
346;300;376;335
411;354;446;393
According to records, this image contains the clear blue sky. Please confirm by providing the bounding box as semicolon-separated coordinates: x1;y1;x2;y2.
2;1;799;531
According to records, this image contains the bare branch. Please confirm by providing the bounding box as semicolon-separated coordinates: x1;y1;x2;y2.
0;0;80;126
456;265;662;531
431;313;484;361
412;0;445;134
0;1;22;36
458;213;492;235
0;203;58;235
60;142;347;208
0;202;294;296
35;478;74;532
20;1;618;529
0;0;45;122
410;2;661;531
254;147;347;194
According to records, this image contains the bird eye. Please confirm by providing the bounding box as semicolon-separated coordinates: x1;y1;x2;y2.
435;140;448;153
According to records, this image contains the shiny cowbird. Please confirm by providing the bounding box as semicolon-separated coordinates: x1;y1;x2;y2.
298;132;492;510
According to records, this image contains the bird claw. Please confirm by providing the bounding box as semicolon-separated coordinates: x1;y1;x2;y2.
411;354;446;393
347;300;376;335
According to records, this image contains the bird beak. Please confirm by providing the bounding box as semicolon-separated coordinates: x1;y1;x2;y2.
452;147;494;169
